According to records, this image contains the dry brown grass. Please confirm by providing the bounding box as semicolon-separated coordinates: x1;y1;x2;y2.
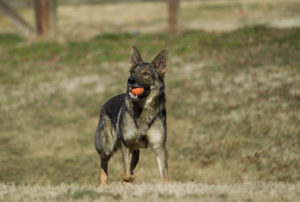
1;182;299;202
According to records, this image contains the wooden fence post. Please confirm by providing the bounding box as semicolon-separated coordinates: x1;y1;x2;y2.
34;0;56;36
168;0;179;34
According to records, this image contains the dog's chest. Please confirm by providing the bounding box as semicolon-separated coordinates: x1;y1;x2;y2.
121;109;155;148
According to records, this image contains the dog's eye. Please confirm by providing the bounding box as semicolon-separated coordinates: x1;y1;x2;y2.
143;72;150;76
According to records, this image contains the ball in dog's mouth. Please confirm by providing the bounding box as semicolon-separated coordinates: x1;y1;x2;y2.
129;87;144;98
132;87;144;95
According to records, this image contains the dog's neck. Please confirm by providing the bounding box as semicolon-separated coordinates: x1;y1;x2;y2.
126;89;165;122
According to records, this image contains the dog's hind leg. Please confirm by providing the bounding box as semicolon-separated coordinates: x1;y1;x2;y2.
99;156;109;185
130;149;140;175
95;115;118;186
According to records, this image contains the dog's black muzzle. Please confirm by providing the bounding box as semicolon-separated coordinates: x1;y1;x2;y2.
128;77;136;86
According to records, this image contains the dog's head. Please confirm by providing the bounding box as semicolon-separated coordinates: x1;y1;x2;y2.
127;46;167;101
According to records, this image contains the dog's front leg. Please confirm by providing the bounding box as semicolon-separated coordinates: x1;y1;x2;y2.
147;120;168;184
121;142;134;183
153;145;168;184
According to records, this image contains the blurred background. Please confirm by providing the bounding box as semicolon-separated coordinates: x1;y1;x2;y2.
1;0;300;39
0;0;299;185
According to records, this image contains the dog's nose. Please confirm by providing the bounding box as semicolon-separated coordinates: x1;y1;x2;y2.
128;77;135;85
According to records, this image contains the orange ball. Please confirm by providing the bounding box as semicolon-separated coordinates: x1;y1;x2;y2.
131;88;144;96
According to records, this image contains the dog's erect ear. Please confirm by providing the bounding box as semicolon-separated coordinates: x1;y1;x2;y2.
130;46;143;67
152;50;168;77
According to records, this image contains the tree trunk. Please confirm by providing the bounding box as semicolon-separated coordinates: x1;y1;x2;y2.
168;0;179;34
34;0;56;36
0;0;34;38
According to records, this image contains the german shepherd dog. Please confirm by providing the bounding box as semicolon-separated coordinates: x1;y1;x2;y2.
94;47;168;185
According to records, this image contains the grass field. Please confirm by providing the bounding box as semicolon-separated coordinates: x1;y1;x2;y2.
1;26;299;201
0;1;300;201
1;182;300;202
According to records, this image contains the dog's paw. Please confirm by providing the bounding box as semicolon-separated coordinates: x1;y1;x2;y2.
122;173;135;183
